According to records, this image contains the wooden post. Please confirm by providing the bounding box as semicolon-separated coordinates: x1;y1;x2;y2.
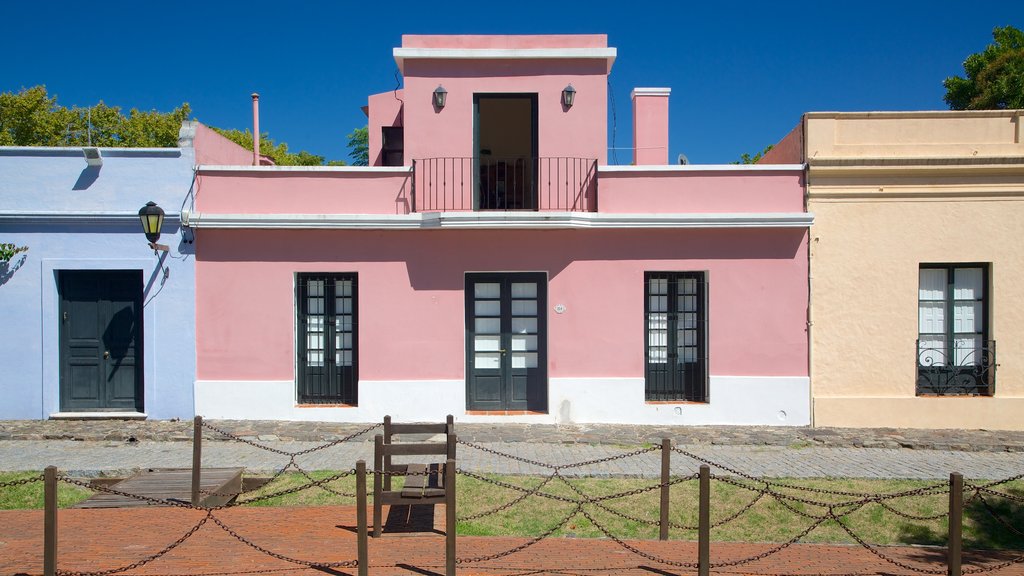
446;414;456;459
356;460;368;576
192;415;202;506
698;464;710;576
373;434;383;537
44;466;57;576
660;438;671;540
445;455;456;576
383;416;392;492
949;472;963;576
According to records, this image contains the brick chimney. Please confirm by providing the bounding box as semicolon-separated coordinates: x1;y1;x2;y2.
632;88;670;165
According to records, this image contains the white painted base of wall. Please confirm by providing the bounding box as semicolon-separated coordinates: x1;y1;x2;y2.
195;376;810;425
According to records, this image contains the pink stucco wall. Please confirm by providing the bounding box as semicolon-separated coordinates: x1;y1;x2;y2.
195;228;808;381
760;121;804;164
598;170;805;213
401;59;607;165
633;93;670;165
367;90;404;167
193;123;254;165
195;171;413;215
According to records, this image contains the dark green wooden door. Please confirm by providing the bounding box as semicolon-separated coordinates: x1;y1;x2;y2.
466;273;547;411
58;270;143;412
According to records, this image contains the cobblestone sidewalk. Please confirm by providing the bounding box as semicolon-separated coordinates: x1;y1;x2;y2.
4;419;1024;451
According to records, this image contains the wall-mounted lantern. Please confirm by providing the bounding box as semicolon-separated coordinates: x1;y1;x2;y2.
433;85;448;109
562;84;576;109
138;201;169;252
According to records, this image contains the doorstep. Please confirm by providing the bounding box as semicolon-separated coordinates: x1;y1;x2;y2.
49;412;148;421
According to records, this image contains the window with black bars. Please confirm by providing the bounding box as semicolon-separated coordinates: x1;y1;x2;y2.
917;264;994;396
296;273;358;404
644;272;708;402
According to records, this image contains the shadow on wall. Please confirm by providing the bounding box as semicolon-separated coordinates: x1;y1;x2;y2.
197;227;808;291
0;255;27;287
72;165;101;190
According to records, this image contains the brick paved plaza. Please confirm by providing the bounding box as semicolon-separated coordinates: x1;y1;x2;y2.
3;505;1024;576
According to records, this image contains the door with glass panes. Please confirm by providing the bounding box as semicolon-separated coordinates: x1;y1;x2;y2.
297;274;357;404
466;273;547;411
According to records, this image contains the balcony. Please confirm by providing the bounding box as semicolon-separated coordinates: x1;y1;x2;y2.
412;157;598;212
916;340;996;396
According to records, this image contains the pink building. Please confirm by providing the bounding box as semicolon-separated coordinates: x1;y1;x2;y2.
186;35;813;424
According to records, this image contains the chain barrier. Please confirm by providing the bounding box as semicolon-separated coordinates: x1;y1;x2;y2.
969;483;1024;505
970;488;1024;539
458;439;660;472
578;506;696;568
456;504;582;564
199;420;381;457
458;471;558;521
56;469;356;509
208;512;358;568
56;511;212;576
457;469;579;504
58;475;204;510
974;472;1024;490
711;515;830;568
0;474;44;488
830;508;946;575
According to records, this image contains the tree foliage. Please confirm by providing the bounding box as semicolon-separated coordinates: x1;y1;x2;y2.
346;125;368;166
1;85;372;167
735;144;774;164
944;26;1024;110
0;86;189;147
211;127;329;166
0;243;29;262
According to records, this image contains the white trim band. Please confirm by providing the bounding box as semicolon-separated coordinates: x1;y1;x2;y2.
197;165;413;174
631;88;671;98
600;164;805;173
394;47;617;69
181;210;813;230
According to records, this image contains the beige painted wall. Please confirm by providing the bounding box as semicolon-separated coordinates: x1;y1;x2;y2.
807;111;1024;430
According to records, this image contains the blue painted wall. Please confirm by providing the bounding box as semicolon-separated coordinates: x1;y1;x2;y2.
0;145;197;419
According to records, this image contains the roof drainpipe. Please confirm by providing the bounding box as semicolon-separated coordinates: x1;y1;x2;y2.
251;93;260;166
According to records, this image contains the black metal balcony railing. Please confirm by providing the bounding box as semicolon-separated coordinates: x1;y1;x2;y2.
916;340;996;396
412;157;598;212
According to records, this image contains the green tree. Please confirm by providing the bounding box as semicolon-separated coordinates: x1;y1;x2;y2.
210;127;326;166
0;85;189;147
347;125;368;166
944;26;1024;110
734;144;774;164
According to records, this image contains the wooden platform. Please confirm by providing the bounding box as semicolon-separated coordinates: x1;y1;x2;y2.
74;468;243;508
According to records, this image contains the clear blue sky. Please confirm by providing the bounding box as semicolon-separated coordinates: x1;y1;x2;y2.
2;1;1020;164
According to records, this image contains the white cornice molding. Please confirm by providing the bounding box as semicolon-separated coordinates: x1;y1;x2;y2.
394;47;617;70
181;210;812;230
599;164;805;173
197;165;412;174
631;88;671;98
0;211;181;225
0;147;182;158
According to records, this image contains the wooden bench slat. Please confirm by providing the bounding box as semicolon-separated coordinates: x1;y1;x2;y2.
384;443;451;456
389;423;452;434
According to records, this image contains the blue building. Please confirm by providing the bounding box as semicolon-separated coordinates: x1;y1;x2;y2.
0;129;197;419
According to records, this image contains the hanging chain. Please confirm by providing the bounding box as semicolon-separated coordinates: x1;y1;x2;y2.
456;504;582;564
0;474;44;488
200;420;380;457
208;513;357;568
56;511;211;576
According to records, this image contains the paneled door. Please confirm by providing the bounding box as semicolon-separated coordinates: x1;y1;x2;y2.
466;273;547;411
58;270;143;412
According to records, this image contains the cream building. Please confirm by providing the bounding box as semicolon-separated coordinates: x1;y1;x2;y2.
766;110;1024;429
